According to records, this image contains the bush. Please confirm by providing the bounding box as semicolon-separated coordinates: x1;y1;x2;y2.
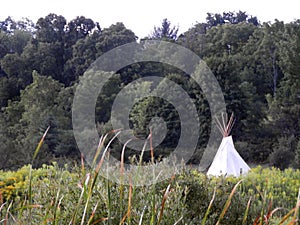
293;139;300;169
269;136;295;169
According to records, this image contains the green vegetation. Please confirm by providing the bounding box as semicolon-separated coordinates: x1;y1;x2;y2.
0;162;299;224
0;10;299;225
1;12;300;169
0;130;299;224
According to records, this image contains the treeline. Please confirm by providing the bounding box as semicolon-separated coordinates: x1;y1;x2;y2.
0;12;299;170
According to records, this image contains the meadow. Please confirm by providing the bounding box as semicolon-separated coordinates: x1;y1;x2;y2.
0;130;299;225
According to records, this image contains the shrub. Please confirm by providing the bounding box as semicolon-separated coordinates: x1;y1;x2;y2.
269;136;295;169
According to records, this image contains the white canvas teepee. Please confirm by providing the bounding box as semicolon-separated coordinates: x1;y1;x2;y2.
207;113;250;177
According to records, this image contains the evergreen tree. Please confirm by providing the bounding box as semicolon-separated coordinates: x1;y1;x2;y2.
149;18;178;41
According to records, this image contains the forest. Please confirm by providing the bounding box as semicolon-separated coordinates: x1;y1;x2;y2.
0;11;300;170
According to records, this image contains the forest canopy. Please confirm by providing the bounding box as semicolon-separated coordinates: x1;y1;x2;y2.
0;12;299;170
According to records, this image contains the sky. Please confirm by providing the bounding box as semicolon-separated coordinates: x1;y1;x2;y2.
0;0;299;38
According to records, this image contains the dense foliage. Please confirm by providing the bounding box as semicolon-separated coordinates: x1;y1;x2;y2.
0;12;300;169
0;163;299;224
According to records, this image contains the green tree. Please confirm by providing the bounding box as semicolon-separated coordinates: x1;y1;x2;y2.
17;72;63;160
0;31;11;58
63;34;99;84
64;22;136;84
35;13;66;43
65;16;98;47
148;18;178;41
0;98;25;169
268;20;300;137
0;110;14;169
206;11;259;28
21;41;65;82
177;23;207;58
0;53;32;106
95;22;137;54
0;71;78;168
264;20;300;168
8;29;32;54
294;139;300;168
203;22;259;139
53;86;78;157
0;17;17;33
269;136;295;169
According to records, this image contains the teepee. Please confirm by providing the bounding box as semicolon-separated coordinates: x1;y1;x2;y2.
207;113;250;177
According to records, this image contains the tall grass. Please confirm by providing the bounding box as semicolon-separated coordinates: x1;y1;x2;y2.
0;129;299;224
28;126;50;224
215;179;244;225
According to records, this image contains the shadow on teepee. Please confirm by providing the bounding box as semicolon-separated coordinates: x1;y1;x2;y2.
207;113;250;177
